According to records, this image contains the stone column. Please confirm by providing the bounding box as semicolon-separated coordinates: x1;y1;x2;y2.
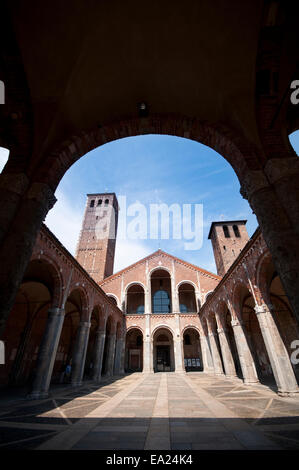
144;287;151;314
231;318;259;385
71;321;91;386
240;164;299;325
118;335;126;375
114;336;124;375
255;304;298;396
200;334;214;372
143;313;153;372
0;172;29;245
0;182;57;337
216;326;237;378
206;319;224;375
92;328;106;383
171;281;179;314
29;307;65;399
105;328;117;377
208;332;224;375
174;314;184;372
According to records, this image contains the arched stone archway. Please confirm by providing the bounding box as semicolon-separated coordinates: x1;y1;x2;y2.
0;257;62;390
183;328;203;372
125;328;143;372
151;269;172;314
126;284;145;314
153;327;175;372
179;283;197;313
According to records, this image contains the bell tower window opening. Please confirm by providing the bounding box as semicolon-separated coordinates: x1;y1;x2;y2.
223;225;230;238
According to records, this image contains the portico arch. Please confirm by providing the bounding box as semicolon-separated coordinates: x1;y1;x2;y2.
152;327;175;372
183;327;203;371
151;269;172;314
125;327;143;372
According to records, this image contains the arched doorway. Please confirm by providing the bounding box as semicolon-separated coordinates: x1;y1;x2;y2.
125;328;143;372
153;328;175;372
183;328;203;371
126;284;145;314
151;269;172;313
0;258;61;389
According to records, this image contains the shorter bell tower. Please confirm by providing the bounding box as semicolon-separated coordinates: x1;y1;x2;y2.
208;220;249;276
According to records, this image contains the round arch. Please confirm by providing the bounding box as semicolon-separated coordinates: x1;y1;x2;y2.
37;115;260;191
183;326;203;372
106;293;119;307
176;279;197;291
125;281;146;293
126;325;144;335
182;324;201;336
151;324;175;340
125;327;143;372
26;255;64;307
149;265;172;278
178;282;197;313
204;290;214;303
152;326;175;372
126;283;145;315
150;268;172;314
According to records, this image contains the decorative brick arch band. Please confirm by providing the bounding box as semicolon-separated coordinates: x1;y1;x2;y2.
35;114;261;191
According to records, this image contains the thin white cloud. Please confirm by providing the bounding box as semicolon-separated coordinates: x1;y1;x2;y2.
114;238;151;272
45;189;82;255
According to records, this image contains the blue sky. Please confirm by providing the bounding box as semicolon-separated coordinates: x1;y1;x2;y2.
1;131;299;274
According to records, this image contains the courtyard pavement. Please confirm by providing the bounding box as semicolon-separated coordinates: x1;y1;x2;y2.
0;372;299;450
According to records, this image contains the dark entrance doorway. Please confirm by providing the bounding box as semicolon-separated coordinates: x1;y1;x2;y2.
156;345;170;372
153;328;174;372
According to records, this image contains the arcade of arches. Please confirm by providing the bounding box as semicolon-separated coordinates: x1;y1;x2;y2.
0;1;299;401
0;218;299;399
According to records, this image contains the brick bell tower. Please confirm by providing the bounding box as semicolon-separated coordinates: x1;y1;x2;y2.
208;220;249;277
76;193;119;283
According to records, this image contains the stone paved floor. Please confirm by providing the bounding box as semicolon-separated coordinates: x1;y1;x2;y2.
0;372;299;450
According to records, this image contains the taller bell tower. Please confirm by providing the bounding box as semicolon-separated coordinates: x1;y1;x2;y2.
76;193;119;283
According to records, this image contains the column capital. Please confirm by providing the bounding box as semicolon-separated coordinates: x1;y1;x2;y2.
26;182;57;211
217;327;227;334
254;304;268;315
264;157;299;185
79;321;91;328
96;328;106;335
239;170;269;201
48;307;65;317
0;172;29;195
231;318;243;327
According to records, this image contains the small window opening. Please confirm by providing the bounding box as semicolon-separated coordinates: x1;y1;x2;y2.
223;225;230;238
233;225;241;237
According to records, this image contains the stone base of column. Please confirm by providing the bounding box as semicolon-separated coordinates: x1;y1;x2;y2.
27;390;49;400
224;374;238;379
243;379;260;385
277;388;299;397
71;381;83;387
93;376;102;384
